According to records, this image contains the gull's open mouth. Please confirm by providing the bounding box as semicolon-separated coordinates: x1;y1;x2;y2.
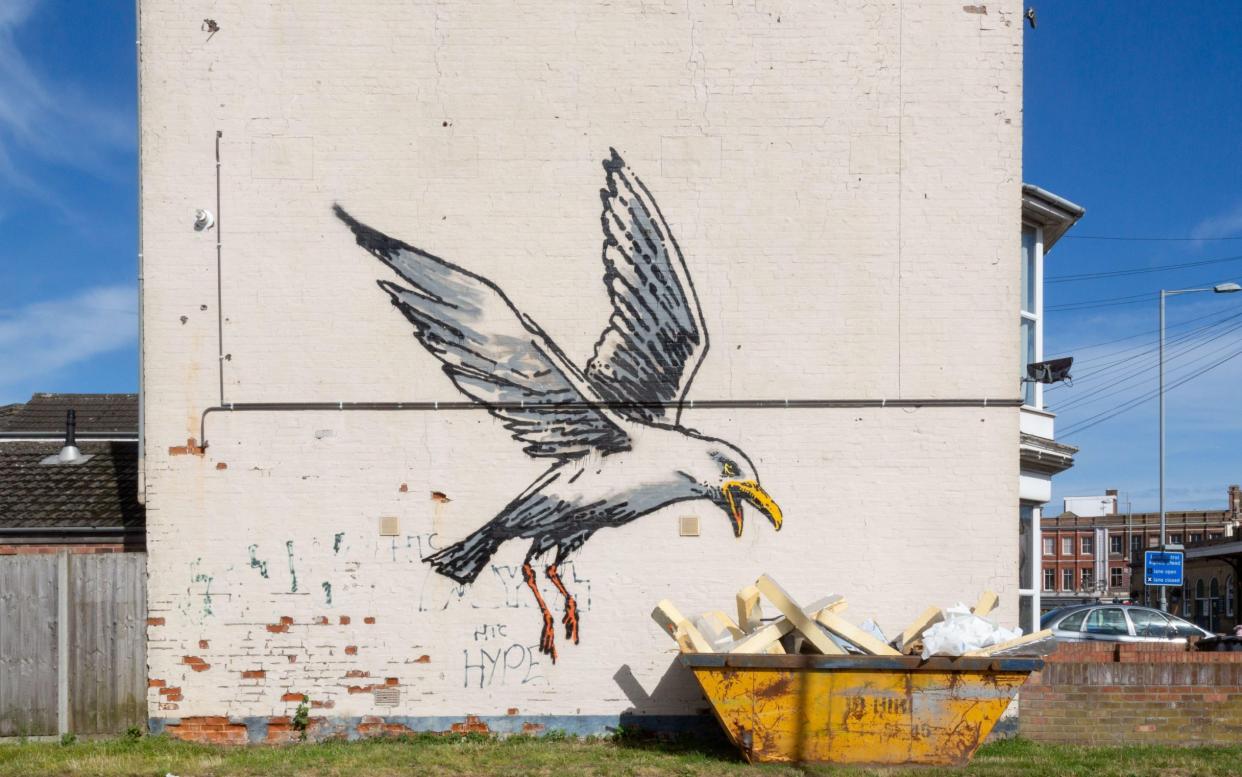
722;480;783;537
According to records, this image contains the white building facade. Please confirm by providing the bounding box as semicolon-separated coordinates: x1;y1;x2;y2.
139;0;1029;740
1016;185;1084;630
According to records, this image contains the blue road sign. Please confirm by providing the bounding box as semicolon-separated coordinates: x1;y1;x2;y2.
1144;550;1184;587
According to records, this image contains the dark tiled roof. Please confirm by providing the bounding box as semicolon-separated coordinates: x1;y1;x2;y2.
0;441;144;529
0;393;138;435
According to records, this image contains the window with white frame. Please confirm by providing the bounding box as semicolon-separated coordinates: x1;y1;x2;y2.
1043;568;1055;591
1110;535;1123;554
1062;537;1073;555
1110;567;1123;588
1062;568;1074;591
1020;226;1041;408
1043;537;1054;556
1081;536;1094;555
1081;567;1093;590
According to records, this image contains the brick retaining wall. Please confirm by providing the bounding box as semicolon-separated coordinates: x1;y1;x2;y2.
1020;641;1242;746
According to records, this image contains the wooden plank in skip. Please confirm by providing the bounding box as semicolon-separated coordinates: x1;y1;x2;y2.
652;599;713;653
972;591;1000;617
736;585;763;633
755;575;845;655
895;606;944;654
814;609;901;656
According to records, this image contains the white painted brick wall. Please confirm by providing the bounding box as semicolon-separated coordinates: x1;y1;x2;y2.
140;0;1023;724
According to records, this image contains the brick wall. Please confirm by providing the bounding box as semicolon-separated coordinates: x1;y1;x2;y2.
140;0;1024;730
0;543;130;555
1020;641;1242;746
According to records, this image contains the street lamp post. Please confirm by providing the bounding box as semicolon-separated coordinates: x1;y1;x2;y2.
1158;281;1242;612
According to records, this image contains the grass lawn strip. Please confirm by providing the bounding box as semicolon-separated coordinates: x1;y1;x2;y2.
2;735;1242;776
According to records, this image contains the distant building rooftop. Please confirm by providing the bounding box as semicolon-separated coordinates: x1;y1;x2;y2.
0;393;137;439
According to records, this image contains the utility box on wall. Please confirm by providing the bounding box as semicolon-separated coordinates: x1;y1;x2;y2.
139;0;1024;741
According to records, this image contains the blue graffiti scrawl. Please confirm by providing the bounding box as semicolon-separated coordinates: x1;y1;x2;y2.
336;150;784;662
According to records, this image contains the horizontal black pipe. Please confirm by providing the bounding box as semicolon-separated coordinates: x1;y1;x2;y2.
198;398;1022;449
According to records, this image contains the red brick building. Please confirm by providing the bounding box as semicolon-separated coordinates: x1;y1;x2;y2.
1041;485;1242;614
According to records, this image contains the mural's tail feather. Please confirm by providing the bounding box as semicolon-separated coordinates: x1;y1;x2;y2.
424;530;502;584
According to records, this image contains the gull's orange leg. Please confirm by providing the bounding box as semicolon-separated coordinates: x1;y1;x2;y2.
546;564;580;644
522;562;557;662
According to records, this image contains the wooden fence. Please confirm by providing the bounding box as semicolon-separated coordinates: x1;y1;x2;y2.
0;552;146;737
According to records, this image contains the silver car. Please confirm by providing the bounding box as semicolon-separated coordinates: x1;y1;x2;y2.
1041;604;1212;643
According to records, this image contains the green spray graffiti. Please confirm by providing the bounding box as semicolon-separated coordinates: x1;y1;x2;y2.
333;532;345;554
193;572;214;616
322;581;332;605
248;545;269;578
286;540;298;593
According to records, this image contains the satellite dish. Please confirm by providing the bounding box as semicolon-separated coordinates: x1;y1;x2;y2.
1026;356;1073;385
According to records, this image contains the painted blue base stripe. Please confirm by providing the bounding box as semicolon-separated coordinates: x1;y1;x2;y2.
148;713;718;743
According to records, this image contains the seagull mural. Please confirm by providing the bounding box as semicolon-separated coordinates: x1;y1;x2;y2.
335;150;783;661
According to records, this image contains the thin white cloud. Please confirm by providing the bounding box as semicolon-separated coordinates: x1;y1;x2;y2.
1191;200;1242;241
0;284;137;400
0;0;133;203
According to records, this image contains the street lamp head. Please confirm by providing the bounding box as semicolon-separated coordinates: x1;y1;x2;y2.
1213;282;1242;294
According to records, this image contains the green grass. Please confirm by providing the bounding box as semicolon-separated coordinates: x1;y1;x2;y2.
2;734;1242;776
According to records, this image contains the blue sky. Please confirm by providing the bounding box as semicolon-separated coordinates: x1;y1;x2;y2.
1;2;1237;513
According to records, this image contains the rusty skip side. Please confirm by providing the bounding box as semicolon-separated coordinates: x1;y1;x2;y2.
681;653;1041;766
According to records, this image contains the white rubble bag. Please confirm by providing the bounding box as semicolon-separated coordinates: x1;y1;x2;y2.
920;603;1022;659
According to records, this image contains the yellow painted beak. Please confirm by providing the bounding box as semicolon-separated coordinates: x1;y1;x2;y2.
722;480;783;537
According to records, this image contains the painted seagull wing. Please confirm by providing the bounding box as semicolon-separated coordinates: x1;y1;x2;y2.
585;149;709;426
335;205;631;460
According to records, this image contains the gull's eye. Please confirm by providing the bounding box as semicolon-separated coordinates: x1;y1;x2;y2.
722;461;738;478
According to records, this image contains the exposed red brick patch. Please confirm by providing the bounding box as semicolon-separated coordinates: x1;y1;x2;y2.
344;670;370;678
281;692;307;703
363;617;376;625
399;483;408;492
165;716;248;745
339;615;351;625
507;708;519;716
215;462;228;470
159;686;183;702
182;656;211;672
357;716;414;738
1136;724;1156;733
241;670;265;679
198;639;209;649
159;686;180;696
344;645;358;655
451;715;490;735
385;677;399;686
267;616;294;633
168;438;205;457
347;685;372;694
149;679;166;689
311;700;334;709
431;491;450;503
522;722;545;734
312;616;329;625
265;716;297;744
147;617;165;627
413;655;430;663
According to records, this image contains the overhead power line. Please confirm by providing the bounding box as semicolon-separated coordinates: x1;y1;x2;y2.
1047;273;1242;312
1047;254;1242;283
1064;235;1242;242
1047;305;1241;357
1059;346;1242;439
1050;319;1242;412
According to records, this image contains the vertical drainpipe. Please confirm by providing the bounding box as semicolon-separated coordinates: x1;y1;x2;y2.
135;0;145;505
